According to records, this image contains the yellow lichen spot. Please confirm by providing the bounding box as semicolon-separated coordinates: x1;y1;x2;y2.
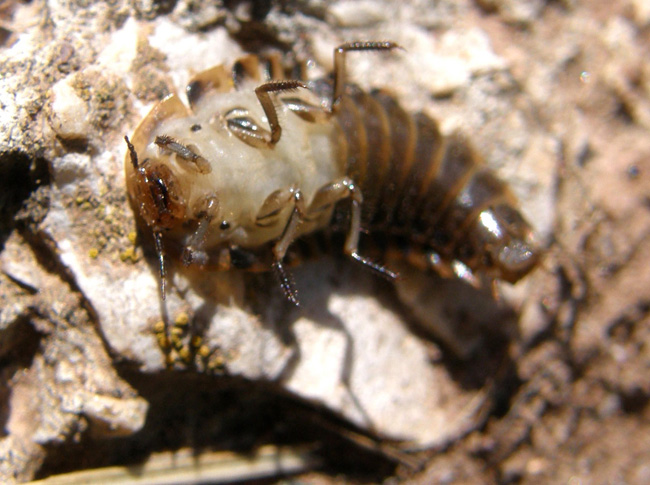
75;196;85;205
171;335;184;350
209;355;226;370
191;335;202;348
89;248;99;259
127;231;137;244
94;205;106;220
198;345;211;358
175;312;190;326
178;347;191;362
153;320;165;334
170;326;184;337
120;247;138;263
157;334;170;349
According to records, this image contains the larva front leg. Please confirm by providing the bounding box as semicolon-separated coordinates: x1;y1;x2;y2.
331;41;402;112
255;80;306;146
225;80;307;149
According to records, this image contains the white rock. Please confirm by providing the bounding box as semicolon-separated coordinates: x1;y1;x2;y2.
48;76;89;139
328;1;387;27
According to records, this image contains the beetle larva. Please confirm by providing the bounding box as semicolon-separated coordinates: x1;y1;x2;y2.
125;42;539;304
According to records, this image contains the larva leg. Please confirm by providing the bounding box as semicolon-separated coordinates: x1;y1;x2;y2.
331;41;402;112
270;188;306;306
256;186;298;227
309;177;398;279
270;179;398;305
182;195;220;267
254;80;307;146
427;251;482;289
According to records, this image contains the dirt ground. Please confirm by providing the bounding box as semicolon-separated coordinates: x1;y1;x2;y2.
0;0;649;484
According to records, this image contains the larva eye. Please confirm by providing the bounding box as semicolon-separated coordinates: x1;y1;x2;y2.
135;162;187;230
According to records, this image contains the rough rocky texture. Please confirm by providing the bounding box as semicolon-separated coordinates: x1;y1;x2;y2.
0;0;648;483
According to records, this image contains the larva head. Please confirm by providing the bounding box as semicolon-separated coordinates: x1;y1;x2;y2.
124;95;198;235
124;136;187;232
475;204;540;283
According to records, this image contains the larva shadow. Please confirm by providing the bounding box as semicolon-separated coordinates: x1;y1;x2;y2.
250;255;518;392
392;261;520;361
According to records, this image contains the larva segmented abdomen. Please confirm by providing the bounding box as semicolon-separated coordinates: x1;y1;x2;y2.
330;86;539;284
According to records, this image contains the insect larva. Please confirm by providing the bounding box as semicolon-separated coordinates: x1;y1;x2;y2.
124;41;539;304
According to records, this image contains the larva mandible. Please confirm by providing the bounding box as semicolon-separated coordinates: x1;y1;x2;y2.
124;41;539;304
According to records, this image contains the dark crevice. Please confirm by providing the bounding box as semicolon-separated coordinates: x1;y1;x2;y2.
0;151;112;375
0;314;42;367
0;150;50;251
620;388;650;415
15;226;102;326
615;98;635;124
0;315;44;438
55;135;90;154
224;0;274;22
36;371;399;482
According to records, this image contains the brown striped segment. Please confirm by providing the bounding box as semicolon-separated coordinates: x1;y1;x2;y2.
260;54;285;81
392;112;445;230
348;90;392;225
335;95;369;186
232;55;263;86
185;65;233;108
416;133;479;238
365;90;417;228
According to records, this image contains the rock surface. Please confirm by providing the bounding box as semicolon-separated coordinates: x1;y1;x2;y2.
0;0;648;483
